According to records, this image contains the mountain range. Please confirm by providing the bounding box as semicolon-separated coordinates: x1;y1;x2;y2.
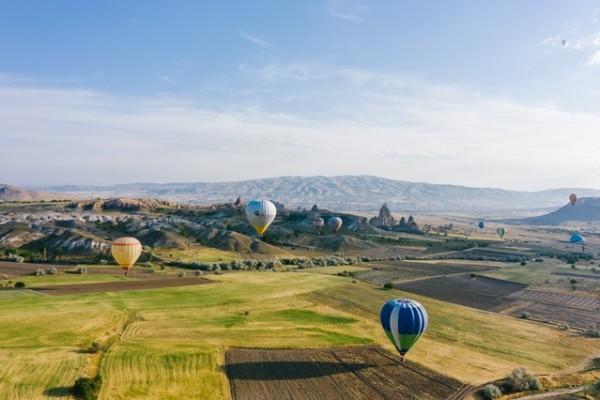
28;176;600;214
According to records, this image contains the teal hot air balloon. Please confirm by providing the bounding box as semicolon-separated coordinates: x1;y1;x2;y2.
380;299;428;360
570;233;586;244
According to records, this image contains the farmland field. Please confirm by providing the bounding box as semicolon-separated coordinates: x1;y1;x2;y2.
394;274;526;311
30;276;213;295
226;346;466;400
503;289;600;330
357;260;497;285
0;269;598;398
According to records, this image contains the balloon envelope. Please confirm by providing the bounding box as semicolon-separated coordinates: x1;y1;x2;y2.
478;221;485;229
328;217;343;233
496;227;507;238
313;217;325;231
111;237;142;272
569;193;577;205
380;299;428;357
570;233;586;243
245;200;277;235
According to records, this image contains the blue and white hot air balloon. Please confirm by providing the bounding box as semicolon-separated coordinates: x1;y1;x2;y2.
380;299;428;359
478;221;485;229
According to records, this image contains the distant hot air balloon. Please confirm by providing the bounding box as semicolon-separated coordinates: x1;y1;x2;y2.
380;299;428;360
245;200;277;235
478;221;485;229
496;227;507;239
569;193;577;205
111;237;142;276
328;217;343;233
570;233;586;244
561;39;568;47
313;217;325;233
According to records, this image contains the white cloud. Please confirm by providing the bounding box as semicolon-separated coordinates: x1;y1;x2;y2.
239;31;273;48
587;50;600;65
1;67;600;190
325;0;368;22
238;61;330;81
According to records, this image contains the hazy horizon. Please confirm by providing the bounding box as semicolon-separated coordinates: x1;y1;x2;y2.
13;174;600;194
2;1;600;190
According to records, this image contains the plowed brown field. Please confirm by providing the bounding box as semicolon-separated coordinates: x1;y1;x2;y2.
225;345;466;400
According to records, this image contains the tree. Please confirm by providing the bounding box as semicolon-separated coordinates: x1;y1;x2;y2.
72;375;102;400
504;368;542;393
478;384;502;400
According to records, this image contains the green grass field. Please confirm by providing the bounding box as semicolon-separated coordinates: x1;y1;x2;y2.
0;269;598;399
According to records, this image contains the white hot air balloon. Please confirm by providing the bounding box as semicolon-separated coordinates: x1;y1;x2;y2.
328;217;343;233
313;217;325;233
245;200;277;235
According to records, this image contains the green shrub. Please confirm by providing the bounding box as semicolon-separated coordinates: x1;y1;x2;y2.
383;282;394;290
478;384;502;400
72;375;102;400
14;281;26;289
504;368;542;393
76;266;88;275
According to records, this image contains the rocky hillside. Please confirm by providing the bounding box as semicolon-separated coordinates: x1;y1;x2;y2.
516;197;600;225
0;184;73;202
68;197;173;212
39;176;600;213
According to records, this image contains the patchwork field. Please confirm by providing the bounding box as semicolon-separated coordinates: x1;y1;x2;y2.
225;346;466;400
0;269;598;398
504;289;600;331
394;274;526;311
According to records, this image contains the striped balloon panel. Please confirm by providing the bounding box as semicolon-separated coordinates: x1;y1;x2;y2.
380;299;428;356
111;237;142;270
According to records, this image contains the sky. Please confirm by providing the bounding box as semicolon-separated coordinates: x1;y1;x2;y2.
1;0;600;190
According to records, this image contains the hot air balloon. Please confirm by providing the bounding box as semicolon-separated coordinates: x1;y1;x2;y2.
328;216;342;233
478;221;485;229
570;233;586;244
245;200;277;235
313;217;325;233
380;299;428;360
569;193;577;205
111;237;142;276
496;227;507;239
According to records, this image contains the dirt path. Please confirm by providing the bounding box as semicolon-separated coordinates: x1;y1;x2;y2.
512;387;583;399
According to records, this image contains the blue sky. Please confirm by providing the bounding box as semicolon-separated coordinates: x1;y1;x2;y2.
1;1;600;189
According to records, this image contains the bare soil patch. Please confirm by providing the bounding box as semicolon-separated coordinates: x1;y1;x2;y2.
0;261;71;277
394;274;526;311
225;345;466;400
30;276;212;295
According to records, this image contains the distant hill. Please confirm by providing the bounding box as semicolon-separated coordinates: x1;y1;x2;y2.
0;184;74;202
36;176;600;213
515;197;600;225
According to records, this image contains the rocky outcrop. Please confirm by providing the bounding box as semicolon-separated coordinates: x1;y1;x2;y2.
69;197;173;212
369;203;396;228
